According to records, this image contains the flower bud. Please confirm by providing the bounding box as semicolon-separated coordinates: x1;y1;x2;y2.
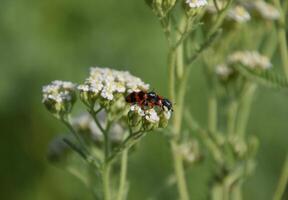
228;135;248;159
184;0;208;16
42;80;76;117
178;139;202;165
145;0;177;18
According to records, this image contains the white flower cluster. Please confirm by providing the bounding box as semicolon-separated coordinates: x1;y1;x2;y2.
78;67;149;102
178;140;201;164
243;0;280;21
42;80;76;103
186;0;208;8
129;104;172;130
215;64;234;80
227;5;251;23
42;80;76;115
228;51;272;70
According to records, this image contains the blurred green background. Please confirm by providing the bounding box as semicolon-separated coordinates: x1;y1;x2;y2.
0;0;287;199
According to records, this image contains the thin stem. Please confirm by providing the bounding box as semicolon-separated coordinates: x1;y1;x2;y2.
212;184;223;200
90;109;105;134
231;183;242;200
184;111;223;164
107;131;144;164
227;100;238;136
103;122;112;200
61;116;88;154
271;2;288;200
168;49;176;102
236;84;257;137
273;155;288;200
103;164;111;200
170;140;190;200
273;0;288;77
117;149;128;200
208;0;233;37
169;69;191;200
208;95;218;133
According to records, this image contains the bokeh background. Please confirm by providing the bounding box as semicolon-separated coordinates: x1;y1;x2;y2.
0;0;287;200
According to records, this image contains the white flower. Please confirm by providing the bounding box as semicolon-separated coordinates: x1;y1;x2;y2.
216;64;234;79
186;0;208;8
243;0;280;21
130;105;145;116
42;80;76;115
227;6;251;23
42;81;76;103
163;110;172;120
145;109;160;123
79;67;149;102
228;51;272;70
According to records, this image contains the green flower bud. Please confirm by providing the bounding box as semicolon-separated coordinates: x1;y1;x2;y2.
145;0;177;18
178;139;202;165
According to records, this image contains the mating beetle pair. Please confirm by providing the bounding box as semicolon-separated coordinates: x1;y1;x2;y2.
125;91;173;111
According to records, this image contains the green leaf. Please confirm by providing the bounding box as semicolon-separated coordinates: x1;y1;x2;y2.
235;64;288;88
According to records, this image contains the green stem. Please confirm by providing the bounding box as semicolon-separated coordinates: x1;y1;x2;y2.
61;116;88;154
169;66;191;200
107;131;145;164
273;0;288;77
170;141;190;200
236;84;257;137
227;100;238;136
270;4;288;200
208;0;233;37
273;155;288;200
231;183;242;200
168;49;176;102
117;149;128;200
103;164;111;200
184;111;223;164
212;184;223;200
208;95;218;133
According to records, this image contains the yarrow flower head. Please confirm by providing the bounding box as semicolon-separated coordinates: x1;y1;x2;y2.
227;51;272;70
215;64;235;81
78;67;149;110
42;80;76;117
178;139;202;165
186;0;208;8
227;5;251;23
243;0;280;21
128;104;172;131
